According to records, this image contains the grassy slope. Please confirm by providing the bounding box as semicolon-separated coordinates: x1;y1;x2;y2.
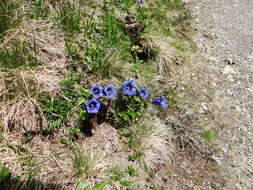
0;0;223;189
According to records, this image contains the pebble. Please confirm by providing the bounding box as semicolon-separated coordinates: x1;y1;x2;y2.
221;65;236;74
248;54;253;60
227;74;235;82
211;155;223;165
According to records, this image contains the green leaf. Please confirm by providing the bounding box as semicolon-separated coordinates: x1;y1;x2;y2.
92;180;109;190
77;98;86;106
133;96;141;102
79;110;87;120
0;167;9;181
151;185;160;190
128;152;142;161
117;112;130;121
117;129;125;136
78;86;90;97
127;110;138;120
110;107;116;114
126;166;137;176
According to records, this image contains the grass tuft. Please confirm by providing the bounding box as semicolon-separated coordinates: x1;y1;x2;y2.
0;70;40;101
28;0;51;19
201;129;216;143
39;95;72;134
73;145;107;182
125;115;173;169
73;147;93;178
57;0;82;34
0;0;23;39
0;50;42;69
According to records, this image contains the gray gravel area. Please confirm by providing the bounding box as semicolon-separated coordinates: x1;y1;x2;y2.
190;0;253;189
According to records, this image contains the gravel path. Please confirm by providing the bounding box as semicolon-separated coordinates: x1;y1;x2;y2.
191;0;253;189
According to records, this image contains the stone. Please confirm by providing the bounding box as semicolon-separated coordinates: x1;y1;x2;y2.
222;65;236;74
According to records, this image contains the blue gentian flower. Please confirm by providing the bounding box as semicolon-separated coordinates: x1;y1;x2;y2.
122;80;137;96
86;99;101;113
151;96;168;108
90;85;103;99
136;0;144;4
138;87;149;99
104;84;117;99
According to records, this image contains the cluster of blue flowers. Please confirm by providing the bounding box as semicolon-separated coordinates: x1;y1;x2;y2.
85;84;116;114
121;80;149;99
85;80;167;114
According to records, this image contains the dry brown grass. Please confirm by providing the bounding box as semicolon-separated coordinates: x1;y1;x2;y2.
148;34;185;76
0;69;39;101
0;3;83;188
0;67;61;102
129;115;176;170
0;18;67;138
143;124;173;166
0;69;47;140
1;19;66;93
0;99;47;136
0;134;74;189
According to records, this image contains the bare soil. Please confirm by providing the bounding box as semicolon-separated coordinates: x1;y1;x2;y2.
187;0;253;189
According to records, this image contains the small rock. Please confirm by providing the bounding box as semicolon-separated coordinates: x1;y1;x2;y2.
222;65;236;74
227;74;235;82
202;102;208;111
209;56;218;62
248;54;253;60
248;84;253;92
199;102;208;113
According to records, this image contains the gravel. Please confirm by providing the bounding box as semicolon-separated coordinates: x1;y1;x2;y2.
189;0;253;189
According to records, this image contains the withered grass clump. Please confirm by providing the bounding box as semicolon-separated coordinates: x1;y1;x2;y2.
1;100;47;135
126;115;175;169
0;69;39;101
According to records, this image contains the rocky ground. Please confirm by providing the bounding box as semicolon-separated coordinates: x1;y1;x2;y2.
190;0;253;189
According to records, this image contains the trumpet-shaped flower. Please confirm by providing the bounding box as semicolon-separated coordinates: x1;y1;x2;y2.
151;96;168;108
90;85;103;99
138;87;149;99
122;80;137;96
86;99;101;113
136;0;144;4
104;84;117;99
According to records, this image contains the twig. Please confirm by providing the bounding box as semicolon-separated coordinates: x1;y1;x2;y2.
49;152;67;171
20;70;31;100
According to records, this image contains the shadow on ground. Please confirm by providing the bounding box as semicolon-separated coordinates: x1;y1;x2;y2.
0;170;63;190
